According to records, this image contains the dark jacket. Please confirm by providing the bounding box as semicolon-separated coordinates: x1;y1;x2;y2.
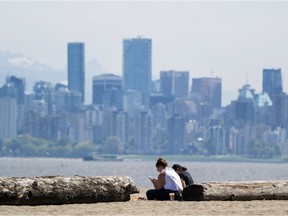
179;171;194;186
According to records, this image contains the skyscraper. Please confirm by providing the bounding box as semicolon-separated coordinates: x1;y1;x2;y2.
92;74;122;108
68;42;85;103
191;77;222;109
123;37;152;94
262;68;283;101
167;114;185;154
160;70;189;98
0;97;17;140
6;75;26;105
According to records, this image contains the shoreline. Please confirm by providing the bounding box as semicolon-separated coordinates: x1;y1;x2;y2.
1;155;288;164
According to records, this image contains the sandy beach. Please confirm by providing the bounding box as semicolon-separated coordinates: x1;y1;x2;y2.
1;189;288;215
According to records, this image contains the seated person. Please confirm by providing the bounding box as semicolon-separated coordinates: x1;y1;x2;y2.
146;157;183;201
172;163;194;188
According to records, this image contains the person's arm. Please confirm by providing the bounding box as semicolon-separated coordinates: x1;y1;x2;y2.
151;172;165;189
180;178;186;188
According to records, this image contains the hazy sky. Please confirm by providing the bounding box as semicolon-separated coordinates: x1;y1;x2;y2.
1;1;288;105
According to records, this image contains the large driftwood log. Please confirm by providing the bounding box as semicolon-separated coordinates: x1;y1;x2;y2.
0;175;139;205
182;181;288;201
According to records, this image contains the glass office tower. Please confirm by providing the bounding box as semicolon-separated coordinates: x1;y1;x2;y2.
262;68;283;100
123;37;152;94
68;42;85;103
160;70;189;98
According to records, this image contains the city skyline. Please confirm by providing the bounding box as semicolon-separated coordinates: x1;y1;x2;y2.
1;1;288;105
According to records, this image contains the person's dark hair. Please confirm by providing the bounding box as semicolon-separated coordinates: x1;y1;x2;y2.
181;166;187;171
156;157;168;167
172;164;187;171
172;164;181;171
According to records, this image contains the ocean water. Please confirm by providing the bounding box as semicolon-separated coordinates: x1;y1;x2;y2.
0;157;287;189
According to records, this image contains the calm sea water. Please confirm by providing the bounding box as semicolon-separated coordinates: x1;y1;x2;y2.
0;157;288;188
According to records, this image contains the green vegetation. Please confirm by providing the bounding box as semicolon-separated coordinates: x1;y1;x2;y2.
101;136;122;154
0;134;96;158
0;135;286;164
248;139;282;159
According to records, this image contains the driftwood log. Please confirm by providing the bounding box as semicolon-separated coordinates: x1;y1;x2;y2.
182;181;288;201
0;175;139;205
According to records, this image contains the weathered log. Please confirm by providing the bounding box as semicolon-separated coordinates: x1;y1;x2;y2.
0;175;139;205
182;181;288;201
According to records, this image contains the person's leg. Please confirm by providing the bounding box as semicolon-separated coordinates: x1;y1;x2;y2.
155;189;170;200
157;189;182;201
174;191;182;201
146;189;157;200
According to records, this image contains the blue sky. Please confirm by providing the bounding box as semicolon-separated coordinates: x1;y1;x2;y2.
1;1;288;105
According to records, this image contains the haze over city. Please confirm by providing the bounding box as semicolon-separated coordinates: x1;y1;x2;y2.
1;1;288;105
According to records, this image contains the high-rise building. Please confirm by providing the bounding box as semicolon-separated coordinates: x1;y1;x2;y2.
136;110;152;153
262;68;283;101
92;74;122;108
123;37;152;94
160;70;189;98
33;81;55;114
0;80;25;133
68;42;85;103
271;93;288;129
6;75;26;105
191;77;222;109
0;97;17;140
230;84;255;123
123;90;142;118
167;114;185;154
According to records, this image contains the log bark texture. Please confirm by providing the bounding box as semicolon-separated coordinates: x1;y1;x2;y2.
182;181;288;201
0;175;139;205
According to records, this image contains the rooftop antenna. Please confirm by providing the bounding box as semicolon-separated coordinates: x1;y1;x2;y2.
246;71;249;84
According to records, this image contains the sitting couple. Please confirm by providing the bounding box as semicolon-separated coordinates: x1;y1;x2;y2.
146;157;194;201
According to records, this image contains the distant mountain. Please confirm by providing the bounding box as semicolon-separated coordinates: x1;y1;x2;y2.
0;51;65;91
0;51;118;104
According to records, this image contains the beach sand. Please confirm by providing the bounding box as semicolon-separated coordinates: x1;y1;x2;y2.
0;189;288;215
